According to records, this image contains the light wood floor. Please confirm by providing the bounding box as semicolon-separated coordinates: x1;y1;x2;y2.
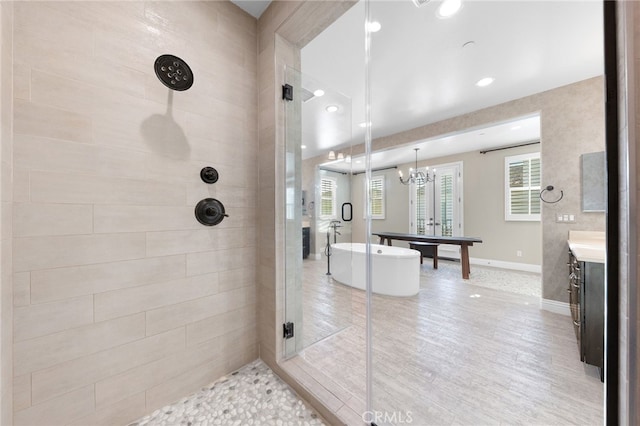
298;258;604;425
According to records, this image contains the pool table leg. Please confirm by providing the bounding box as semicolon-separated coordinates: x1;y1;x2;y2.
461;244;471;279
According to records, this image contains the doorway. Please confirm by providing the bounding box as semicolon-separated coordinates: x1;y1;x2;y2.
411;161;463;259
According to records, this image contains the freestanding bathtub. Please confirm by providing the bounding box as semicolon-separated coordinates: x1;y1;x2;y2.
330;243;420;297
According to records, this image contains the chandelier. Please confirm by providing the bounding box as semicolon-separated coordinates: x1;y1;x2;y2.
398;148;435;185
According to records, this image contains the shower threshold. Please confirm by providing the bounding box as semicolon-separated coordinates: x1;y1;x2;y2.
128;359;326;426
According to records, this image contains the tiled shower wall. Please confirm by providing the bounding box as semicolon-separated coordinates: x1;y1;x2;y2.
1;2;13;425
10;2;258;425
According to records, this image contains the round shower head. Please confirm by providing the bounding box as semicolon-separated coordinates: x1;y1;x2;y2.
154;54;193;91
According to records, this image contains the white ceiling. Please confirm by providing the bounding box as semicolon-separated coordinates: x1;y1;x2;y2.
229;0;271;18
300;0;604;167
323;114;541;173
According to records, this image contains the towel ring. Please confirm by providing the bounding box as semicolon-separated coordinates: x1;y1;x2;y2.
540;185;564;204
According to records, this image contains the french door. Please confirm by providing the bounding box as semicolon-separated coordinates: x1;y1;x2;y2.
410;162;463;259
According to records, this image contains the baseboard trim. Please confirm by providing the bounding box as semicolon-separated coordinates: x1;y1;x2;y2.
469;257;541;273
540;298;571;316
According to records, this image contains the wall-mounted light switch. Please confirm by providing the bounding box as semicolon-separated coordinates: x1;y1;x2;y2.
556;213;577;223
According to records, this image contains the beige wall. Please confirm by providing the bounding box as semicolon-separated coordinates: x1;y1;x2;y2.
351;144;543;266
9;2;258;425
0;2;13;425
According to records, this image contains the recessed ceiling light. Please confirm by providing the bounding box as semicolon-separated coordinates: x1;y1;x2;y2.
313;89;325;97
301;145;307;149
511;126;522;131
355;160;362;164
359;122;370;128
367;21;382;33
438;0;462;18
476;77;494;87
326;105;338;113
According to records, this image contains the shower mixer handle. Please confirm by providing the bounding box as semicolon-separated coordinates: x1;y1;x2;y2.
205;208;229;218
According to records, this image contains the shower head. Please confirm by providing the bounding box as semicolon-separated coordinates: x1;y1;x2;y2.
154;54;193;91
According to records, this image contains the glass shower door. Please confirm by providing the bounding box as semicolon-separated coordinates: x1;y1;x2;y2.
283;66;355;358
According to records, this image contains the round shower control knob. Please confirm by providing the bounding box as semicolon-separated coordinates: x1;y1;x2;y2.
195;198;228;226
200;167;219;184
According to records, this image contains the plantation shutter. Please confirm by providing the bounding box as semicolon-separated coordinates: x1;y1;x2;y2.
505;153;541;221
370;176;385;219
416;180;426;234
440;174;454;236
320;177;336;218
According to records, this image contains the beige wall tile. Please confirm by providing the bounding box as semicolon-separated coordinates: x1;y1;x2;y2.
219;267;255;293
12;169;28;203
16;43;146;102
95;333;224;409
14;134;146;180
144;357;228;412
32;328;185;405
94;205;197;233
12;374;30;412
146;286;251;336
186;305;256;346
13;203;93;237
13;61;30;101
145;338;256;411
94;273;219;322
29;69;94;115
14;99;92;143
13;233;146;272
146;229;219;257
14;313;145;376
67;392;147;426
186;247;253;277
13;385;94;426
14;2;94;57
29;171;186;206
186;250;222;276
14;295;93;342
12;272;29;307
30;255;186;304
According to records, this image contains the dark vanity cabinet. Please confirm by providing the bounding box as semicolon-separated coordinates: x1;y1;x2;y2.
302;227;310;259
568;250;604;381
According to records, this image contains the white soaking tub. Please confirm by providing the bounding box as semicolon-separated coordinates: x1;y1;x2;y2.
330;243;420;297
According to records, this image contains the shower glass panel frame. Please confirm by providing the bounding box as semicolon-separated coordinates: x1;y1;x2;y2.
282;65;357;359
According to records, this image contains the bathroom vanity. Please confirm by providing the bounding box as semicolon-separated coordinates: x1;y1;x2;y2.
567;231;605;381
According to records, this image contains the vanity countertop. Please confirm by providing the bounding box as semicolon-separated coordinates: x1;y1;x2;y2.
568;230;605;264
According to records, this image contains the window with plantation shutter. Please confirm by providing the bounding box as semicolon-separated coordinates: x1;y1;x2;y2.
440;174;454;236
320;177;337;219
505;152;541;221
370;176;385;219
415;180;426;234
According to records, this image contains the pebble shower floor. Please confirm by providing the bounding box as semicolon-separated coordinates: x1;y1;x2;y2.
129;360;326;426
